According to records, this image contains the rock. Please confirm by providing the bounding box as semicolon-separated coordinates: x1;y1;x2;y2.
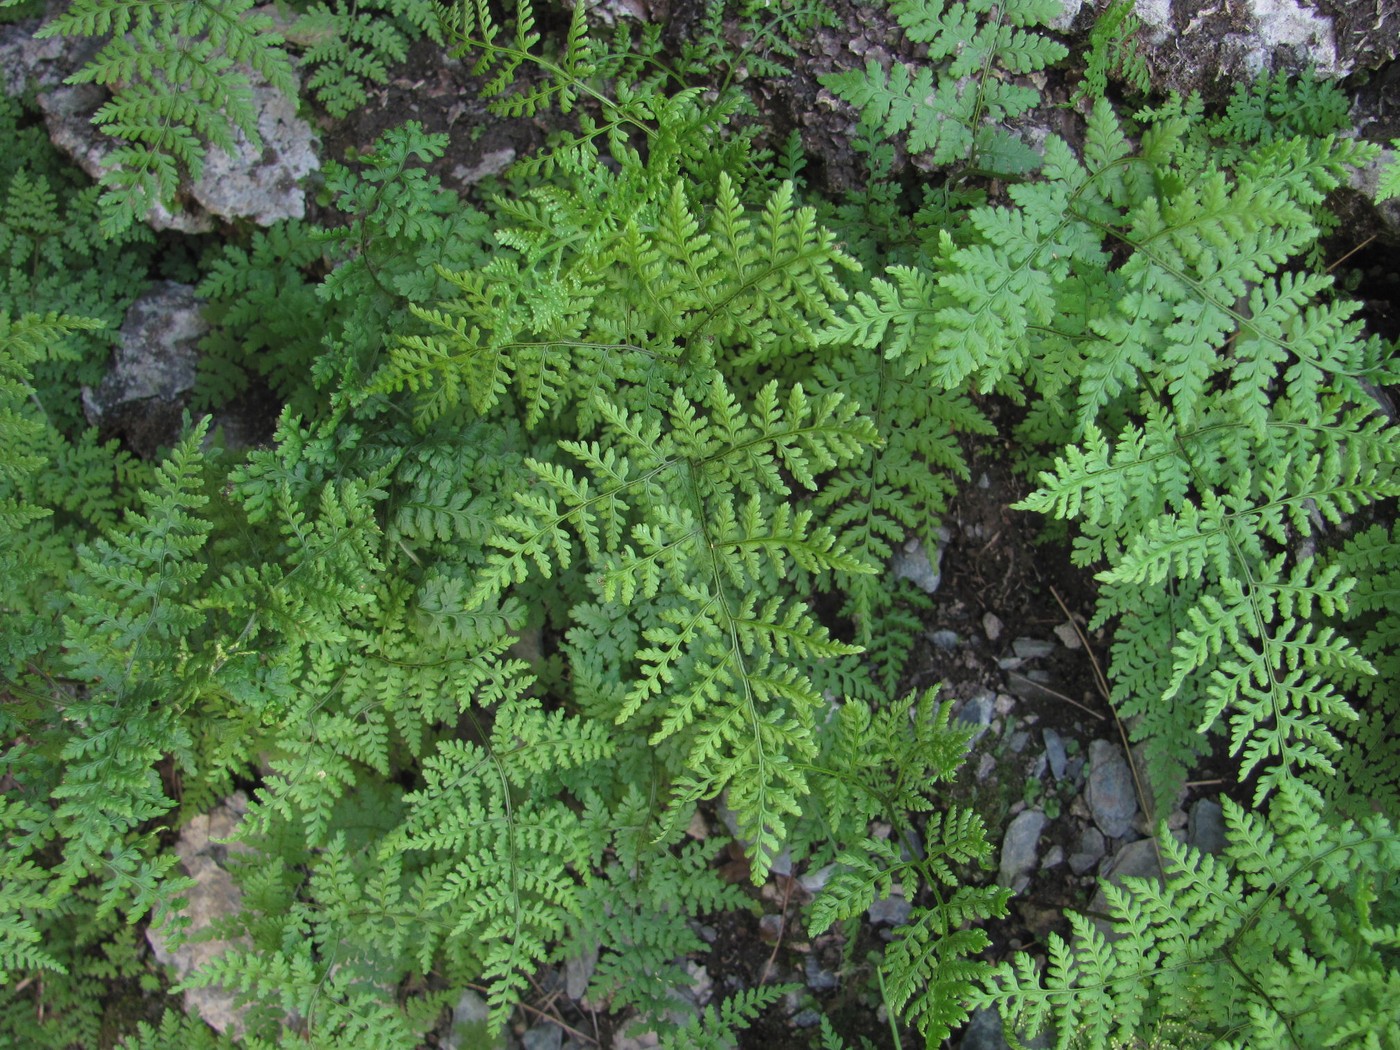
450;147;518;186
998;809;1047;890
444;988;510;1050
1188;798;1227;856
1346;146;1400;246
1086;741;1138;840
1012;638;1055;661
954;689;997;745
982;612;1004;642
612;1030;660;1050
1005;670;1060;704
892;535;943;594
958;1006;1011;1050
800;864;835;895
930;628;960;650
145;796;255;1037
523;1024;563;1050
683;961;712;1005
792;1007;823;1028
1009;730;1030;754
1050;0;1085;32
1052;622;1082;650
1043;729;1068;781
867;887;913;926
804;954;839;992
2;19;317;231
564;947;597;1000
1041;844;1065;869
82;282;204;457
1089;838;1166;936
1068;826;1106;875
716;793;791;876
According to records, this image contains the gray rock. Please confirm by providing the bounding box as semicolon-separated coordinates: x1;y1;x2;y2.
1041;844;1065;869
930;628;960;651
523;1024;563;1050
1049;0;1084;31
1009;730;1030;754
1012;638;1055;661
564;947;597;1000
1005;670;1060;704
982;612;1004;642
892;536;943;594
997;809;1047;890
1086;741;1138;840
792;1007;823;1028
1052;622;1082;650
1068;826;1106;875
82;281;204;457
444;988;511;1050
867;889;913;926
804;954;839;992
2;19;316;231
954;689;997;745
145;796;255;1037
1188;798;1227;856
1089;838;1166;936
1042;729;1068;781
1347;146;1400;246
958;1007;1010;1050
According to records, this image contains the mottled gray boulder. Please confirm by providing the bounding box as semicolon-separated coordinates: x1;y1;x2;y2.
83;282;204;456
1086;740;1138;840
145;794;254;1037
2;16;318;231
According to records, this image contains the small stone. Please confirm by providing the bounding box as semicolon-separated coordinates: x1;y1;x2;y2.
1090;838;1166;937
867;889;913;926
1009;730;1030;753
759;914;785;942
983;612;1004;642
1053;622;1083;649
1086;740;1139;839
799;864;835;895
1013;637;1055;660
523;1024;563;1050
1041;845;1065;869
1068;826;1106;875
891;536;942;594
792;1008;823;1028
1043;729;1068;780
804;955;839;992
1189;798;1227;855
998;809;1047;888
445;989;507;1050
930;628;960;651
954;689;996;745
976;753;997;780
684;961;712;1005
1005;670;1059;703
565;948;598;1000
958;1007;1011;1050
994;694;1016;717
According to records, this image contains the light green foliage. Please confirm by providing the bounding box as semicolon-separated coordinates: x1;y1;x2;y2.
1378;140;1400;202
820;0;1068;174
975;783;1400;1048
5;0;1400;1046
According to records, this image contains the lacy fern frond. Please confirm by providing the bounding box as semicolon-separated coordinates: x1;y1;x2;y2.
291;0;443;118
819;0;1067;174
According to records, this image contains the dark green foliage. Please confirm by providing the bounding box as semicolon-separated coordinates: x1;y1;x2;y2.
820;0;1068;175
290;0;443;118
1074;0;1149;103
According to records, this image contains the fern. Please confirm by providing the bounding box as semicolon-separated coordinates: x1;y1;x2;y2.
1074;0;1150;103
975;782;1400;1049
290;0;443;118
820;0;1067;175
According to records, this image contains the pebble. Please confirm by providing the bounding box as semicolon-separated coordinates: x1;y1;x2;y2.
1086;740;1138;839
1090;838;1165;937
1013;637;1055;660
1053;621;1083;649
1041;844;1065;869
959;1007;1011;1050
792;1008;822;1028
1189;798;1227;855
1009;730;1030;753
1005;670;1059;703
804;955;839;992
800;864;834;895
976;753;997;780
867;890;913;926
892;537;942;594
994;694;1016;717
997;809;1047;889
523;1024;562;1050
983;612;1004;641
1043;729;1067;780
930;628;960;650
565;948;597;999
1067;826;1106;875
954;689;997;745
